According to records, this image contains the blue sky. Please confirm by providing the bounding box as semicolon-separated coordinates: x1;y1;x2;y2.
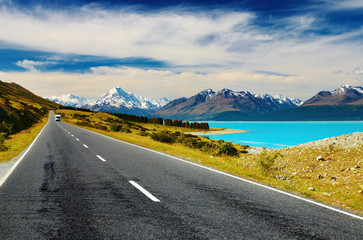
0;0;362;100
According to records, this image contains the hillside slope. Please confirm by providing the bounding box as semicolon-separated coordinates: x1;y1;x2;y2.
0;80;59;133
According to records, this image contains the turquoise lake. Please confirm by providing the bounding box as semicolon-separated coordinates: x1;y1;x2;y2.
203;122;363;148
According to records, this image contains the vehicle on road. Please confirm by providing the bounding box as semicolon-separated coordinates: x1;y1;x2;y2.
55;114;61;121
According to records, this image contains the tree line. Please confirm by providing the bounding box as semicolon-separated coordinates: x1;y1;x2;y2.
113;113;209;130
59;106;209;130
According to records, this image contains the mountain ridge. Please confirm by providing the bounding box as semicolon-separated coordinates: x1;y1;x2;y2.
46;93;93;108
155;88;302;120
303;85;363;106
47;87;170;116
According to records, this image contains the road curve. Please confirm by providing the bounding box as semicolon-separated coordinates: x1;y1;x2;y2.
0;111;361;239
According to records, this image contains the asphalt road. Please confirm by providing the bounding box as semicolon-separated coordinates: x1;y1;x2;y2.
0;112;361;239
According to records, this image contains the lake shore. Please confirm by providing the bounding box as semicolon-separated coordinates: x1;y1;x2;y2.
186;128;248;135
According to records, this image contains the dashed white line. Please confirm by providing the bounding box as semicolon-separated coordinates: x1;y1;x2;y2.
71;134;74;137
83;144;88;148
96;155;106;162
129;181;160;202
76;124;363;220
76;138;80;141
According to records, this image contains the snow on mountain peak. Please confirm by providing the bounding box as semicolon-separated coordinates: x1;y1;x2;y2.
90;86;170;110
45;94;93;108
198;88;216;101
332;84;363;95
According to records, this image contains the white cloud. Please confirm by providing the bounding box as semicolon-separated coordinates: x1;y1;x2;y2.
0;66;314;101
332;66;363;76
0;5;362;100
0;6;254;66
353;66;363;75
330;0;363;9
15;59;55;72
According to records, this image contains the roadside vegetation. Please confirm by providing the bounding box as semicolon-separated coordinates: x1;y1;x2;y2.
0;117;48;163
0;80;59;158
57;109;362;215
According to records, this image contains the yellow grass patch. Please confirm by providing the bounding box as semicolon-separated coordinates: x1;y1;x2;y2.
0;117;48;163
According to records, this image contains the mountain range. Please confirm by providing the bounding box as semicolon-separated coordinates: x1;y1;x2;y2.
45;84;363;121
46;87;170;116
302;84;363;106
248;85;363;121
46;94;93;108
154;88;302;120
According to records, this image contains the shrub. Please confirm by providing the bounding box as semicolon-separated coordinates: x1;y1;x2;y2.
94;124;108;131
0;132;8;151
110;122;123;132
150;132;176;143
0;121;14;135
217;142;239;156
76;120;90;127
138;129;149;136
258;149;282;175
121;126;131;133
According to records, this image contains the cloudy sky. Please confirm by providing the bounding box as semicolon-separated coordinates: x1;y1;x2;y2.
0;0;362;100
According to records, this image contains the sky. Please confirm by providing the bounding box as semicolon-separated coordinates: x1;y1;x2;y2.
0;0;362;101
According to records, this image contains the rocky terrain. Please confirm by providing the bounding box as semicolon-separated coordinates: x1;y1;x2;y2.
293;132;363;149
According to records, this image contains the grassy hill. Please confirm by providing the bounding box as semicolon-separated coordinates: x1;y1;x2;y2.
0;80;59;135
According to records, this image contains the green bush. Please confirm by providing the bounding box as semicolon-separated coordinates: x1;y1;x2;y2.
217;142;239;156
121;126;131;133
0;132;8;151
110;122;131;133
76;120;90;127
110;122;123;132
94;124;108;131
138;129;149;136
151;132;176;143
258;149;282;175
0;121;14;135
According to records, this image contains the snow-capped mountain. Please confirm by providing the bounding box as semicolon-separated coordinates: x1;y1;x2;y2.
84;87;170;115
303;84;363;106
155;88;302;120
331;84;363;96
45;94;93;108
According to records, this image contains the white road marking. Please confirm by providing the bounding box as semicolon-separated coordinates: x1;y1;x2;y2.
83;144;88;148
76;138;80;141
96;155;106;162
129;181;160;202
76;124;363;220
71;134;74;137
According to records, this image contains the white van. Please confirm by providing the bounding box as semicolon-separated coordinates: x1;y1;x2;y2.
55;114;61;121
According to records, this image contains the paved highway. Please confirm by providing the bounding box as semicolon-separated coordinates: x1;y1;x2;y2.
0;112;361;239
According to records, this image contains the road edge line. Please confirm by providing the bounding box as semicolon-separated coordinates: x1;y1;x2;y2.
63;122;363;220
0;116;50;187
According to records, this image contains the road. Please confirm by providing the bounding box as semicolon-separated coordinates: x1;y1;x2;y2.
0;112;361;239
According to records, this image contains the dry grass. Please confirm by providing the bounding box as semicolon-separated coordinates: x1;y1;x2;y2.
57;109;363;215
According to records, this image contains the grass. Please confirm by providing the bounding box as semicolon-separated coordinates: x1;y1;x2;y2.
0;117;48;163
56;109;363;215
